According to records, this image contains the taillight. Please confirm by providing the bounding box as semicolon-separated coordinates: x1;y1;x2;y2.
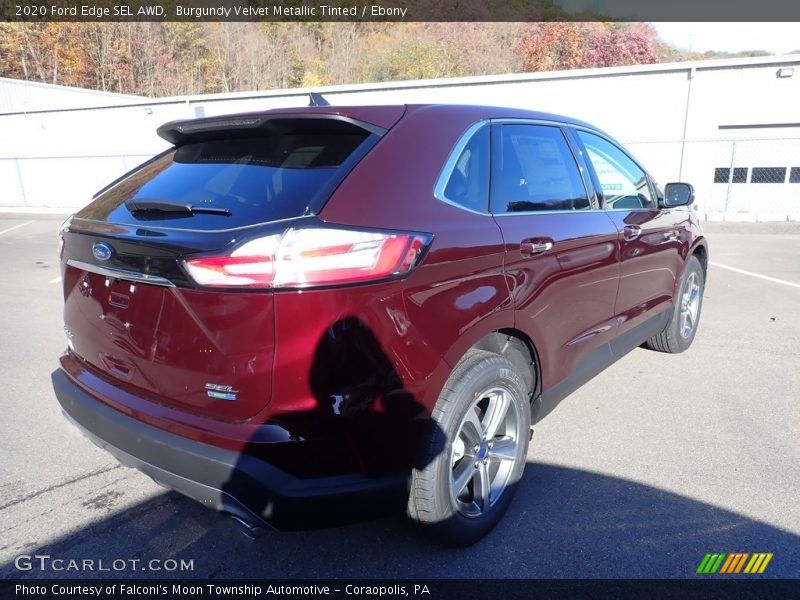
57;216;71;260
183;228;431;289
184;234;281;287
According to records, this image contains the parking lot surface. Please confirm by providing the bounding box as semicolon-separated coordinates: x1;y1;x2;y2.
0;217;798;579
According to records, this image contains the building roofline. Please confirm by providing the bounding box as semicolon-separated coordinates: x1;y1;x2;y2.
2;53;798;117
0;76;140;99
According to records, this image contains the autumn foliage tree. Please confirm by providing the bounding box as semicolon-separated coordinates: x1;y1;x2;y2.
515;22;586;71
516;22;657;72
0;22;744;97
583;25;658;68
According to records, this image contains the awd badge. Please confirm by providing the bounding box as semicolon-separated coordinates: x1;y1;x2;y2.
205;383;238;401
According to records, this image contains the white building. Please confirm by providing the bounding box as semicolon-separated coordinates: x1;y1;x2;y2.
0;77;141;113
1;54;799;220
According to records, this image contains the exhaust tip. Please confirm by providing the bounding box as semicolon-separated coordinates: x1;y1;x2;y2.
228;514;265;541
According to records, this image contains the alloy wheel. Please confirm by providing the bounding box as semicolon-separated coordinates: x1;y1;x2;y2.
679;271;701;339
449;386;522;518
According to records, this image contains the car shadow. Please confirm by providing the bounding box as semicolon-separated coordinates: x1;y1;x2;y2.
218;315;443;531
2;463;798;579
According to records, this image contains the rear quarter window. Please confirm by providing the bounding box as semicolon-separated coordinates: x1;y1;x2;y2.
439;125;490;213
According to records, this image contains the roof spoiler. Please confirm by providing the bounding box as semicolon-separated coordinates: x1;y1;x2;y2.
156;112;385;146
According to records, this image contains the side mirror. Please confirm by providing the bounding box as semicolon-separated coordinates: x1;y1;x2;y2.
662;182;694;207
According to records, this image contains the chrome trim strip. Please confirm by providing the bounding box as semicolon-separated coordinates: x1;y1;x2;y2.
489;117;588;128
493;209;596;217
67;259;176;288
433;120;491;215
71;213;309;235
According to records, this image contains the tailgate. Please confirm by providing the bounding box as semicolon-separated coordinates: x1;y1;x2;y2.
61;229;274;422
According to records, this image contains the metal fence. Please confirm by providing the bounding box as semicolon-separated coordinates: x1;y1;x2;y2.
696;138;800;219
628;137;800;221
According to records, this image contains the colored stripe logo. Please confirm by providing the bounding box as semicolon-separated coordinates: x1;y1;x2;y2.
697;553;773;574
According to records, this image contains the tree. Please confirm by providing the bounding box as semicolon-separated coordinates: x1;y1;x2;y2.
123;23;173;96
163;22;210;95
516;22;586;72
516;22;657;72
583;28;657;68
82;23;131;91
0;22;774;97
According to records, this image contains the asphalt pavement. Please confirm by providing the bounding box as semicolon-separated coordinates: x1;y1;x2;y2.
0;216;798;579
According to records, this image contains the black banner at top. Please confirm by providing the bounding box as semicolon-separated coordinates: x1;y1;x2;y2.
3;0;800;22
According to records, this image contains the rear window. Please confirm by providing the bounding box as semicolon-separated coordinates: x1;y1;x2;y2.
78;127;371;230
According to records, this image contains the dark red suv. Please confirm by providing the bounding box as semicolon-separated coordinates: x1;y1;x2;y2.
53;104;707;546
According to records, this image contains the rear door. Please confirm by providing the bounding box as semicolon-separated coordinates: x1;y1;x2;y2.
573;130;685;335
61;117;378;421
489;122;620;391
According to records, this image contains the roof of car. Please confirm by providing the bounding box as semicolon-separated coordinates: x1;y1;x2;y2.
157;103;608;146
265;103;600;130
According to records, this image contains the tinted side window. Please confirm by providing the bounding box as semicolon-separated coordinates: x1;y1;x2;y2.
490;124;590;213
441;125;489;212
576;131;655;210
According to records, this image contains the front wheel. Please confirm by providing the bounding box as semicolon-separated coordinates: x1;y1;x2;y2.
646;255;705;353
408;349;531;546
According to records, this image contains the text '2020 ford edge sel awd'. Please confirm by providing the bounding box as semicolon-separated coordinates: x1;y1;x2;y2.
52;103;707;546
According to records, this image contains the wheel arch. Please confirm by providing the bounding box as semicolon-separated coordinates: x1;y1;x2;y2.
465;329;542;404
690;238;709;278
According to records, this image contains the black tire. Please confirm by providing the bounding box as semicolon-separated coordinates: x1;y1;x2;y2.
408;349;531;546
646;255;705;353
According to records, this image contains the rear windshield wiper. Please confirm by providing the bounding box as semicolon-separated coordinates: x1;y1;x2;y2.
125;199;231;216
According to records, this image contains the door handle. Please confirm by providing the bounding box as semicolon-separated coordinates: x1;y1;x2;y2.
520;240;553;257
622;225;642;241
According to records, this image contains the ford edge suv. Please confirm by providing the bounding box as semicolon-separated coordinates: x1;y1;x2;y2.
52;104;707;546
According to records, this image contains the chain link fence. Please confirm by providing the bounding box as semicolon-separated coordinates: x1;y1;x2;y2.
703;138;800;220
629;137;800;221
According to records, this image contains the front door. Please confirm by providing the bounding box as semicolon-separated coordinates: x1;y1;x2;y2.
573;130;685;335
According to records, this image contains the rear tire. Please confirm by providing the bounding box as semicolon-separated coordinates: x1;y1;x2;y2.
407;349;531;546
646;255;704;353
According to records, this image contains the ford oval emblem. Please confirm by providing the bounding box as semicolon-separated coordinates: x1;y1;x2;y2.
92;242;113;262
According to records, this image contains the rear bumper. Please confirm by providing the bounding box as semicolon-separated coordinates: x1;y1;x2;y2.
52;369;408;530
